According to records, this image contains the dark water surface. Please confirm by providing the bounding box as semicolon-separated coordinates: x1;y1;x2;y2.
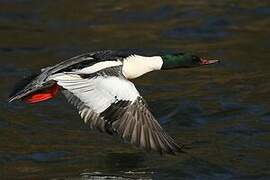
1;1;270;179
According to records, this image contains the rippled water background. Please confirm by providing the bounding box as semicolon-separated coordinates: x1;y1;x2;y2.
0;0;270;179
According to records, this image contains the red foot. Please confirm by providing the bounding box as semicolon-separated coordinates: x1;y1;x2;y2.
24;83;59;104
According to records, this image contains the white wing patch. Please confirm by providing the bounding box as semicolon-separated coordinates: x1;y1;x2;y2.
78;61;122;74
51;73;139;113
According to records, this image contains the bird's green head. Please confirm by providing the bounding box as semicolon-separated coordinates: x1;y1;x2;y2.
161;53;219;69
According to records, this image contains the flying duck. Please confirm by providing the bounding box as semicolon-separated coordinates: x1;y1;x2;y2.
8;50;219;155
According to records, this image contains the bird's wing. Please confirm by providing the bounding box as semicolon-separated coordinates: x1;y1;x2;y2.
50;66;183;154
8;50;133;103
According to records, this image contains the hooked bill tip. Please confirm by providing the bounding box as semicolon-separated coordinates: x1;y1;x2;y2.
200;58;220;65
208;59;220;64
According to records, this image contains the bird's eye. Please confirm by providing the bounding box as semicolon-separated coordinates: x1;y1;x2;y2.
192;55;200;63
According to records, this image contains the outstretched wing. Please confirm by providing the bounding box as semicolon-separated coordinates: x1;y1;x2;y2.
50;66;183;154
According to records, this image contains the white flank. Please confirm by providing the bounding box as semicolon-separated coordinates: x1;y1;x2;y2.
51;74;139;113
122;55;163;79
78;61;122;74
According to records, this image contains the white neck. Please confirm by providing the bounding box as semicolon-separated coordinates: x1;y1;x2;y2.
122;55;163;79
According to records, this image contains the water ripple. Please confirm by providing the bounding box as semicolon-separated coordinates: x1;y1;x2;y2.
163;17;232;41
0;151;67;163
113;5;174;23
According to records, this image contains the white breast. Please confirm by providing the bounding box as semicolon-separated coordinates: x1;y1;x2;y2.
122;55;163;79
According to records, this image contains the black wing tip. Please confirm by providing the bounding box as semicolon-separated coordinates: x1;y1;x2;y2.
8;92;22;103
175;144;187;154
163;144;186;156
7;96;17;103
8;90;25;103
8;72;39;102
140;142;186;155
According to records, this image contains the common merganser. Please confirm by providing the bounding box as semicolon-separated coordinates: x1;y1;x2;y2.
8;50;219;155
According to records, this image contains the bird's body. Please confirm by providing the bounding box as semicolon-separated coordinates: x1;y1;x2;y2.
8;50;219;155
